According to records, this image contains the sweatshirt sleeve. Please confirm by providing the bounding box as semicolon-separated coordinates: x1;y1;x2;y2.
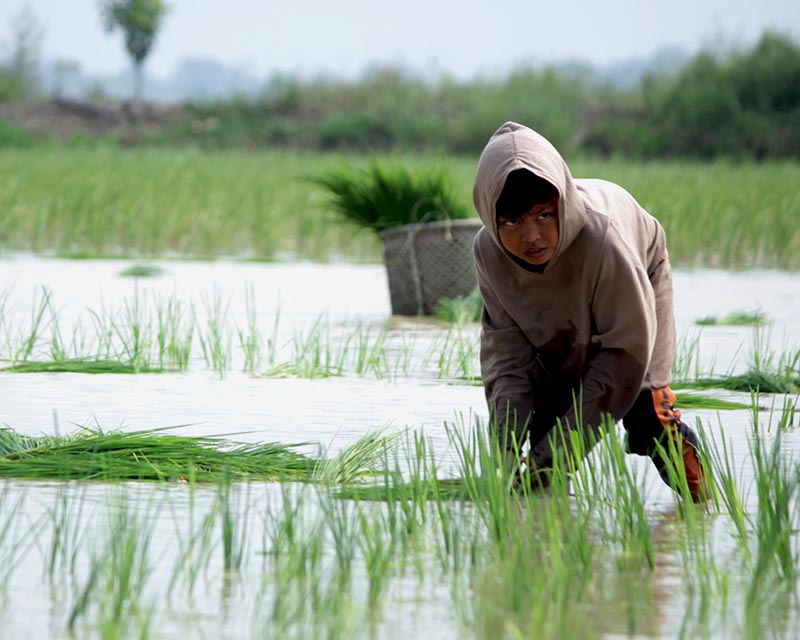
530;228;656;468
474;241;536;451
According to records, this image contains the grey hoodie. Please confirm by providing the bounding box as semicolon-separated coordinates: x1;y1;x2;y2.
472;122;675;466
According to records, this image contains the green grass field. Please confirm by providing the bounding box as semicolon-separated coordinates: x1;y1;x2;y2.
1;147;799;268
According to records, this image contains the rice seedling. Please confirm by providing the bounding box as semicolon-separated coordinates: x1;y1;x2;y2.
354;502;396;607
236;283;262;374
264;315;398;380
217;479;250;573
113;285;154;373
675;326;800;394
0;284;501;382
9;286;51;364
741;402;800;638
317;493;359;590
672;329;709;383
348;319;392;378
433;287;483;325
432;325;481;382
198;287;233;379
6;397;798;639
44;483;92;586
257;486;354;639
0;286;191;374
154;293;194;370
66;493;156;639
776;394;799;430
167;475;217;597
97;498;156;639
0;483;36;597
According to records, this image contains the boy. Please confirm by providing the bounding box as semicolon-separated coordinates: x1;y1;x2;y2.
472;121;708;502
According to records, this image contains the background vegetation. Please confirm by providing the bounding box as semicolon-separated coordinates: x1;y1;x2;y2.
1;148;798;268
1;31;799;160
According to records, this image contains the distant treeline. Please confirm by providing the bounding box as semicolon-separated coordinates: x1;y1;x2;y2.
2;31;799;159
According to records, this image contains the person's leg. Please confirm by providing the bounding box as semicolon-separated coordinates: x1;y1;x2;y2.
623;387;709;502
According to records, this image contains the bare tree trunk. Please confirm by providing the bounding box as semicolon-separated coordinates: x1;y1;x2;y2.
133;60;143;108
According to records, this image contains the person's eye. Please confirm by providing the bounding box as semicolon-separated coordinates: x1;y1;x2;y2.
501;219;520;227
537;211;554;221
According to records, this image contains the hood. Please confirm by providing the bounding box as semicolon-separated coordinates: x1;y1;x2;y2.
472;122;587;270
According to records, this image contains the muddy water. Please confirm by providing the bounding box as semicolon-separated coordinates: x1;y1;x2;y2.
1;255;800;639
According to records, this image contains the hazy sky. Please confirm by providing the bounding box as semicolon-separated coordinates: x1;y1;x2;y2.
2;0;799;79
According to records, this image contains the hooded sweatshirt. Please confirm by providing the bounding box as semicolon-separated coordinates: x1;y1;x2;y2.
472;122;675;467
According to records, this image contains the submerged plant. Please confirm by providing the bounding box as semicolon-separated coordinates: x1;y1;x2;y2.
118;263;164;278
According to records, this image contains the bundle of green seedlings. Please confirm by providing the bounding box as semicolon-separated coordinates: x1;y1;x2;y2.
0;426;394;483
310;161;470;232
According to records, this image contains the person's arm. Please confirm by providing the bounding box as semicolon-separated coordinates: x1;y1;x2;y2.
475;249;536;452
530;232;657;469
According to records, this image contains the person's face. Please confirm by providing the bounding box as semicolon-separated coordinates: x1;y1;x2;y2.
496;196;560;266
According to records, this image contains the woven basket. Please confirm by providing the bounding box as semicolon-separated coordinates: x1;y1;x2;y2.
379;219;483;316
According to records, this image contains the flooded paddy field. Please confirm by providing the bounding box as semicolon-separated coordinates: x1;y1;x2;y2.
1;254;800;639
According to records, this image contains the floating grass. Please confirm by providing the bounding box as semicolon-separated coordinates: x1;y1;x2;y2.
676;393;752;411
335;477;472;502
0;358;170;374
695;309;769;326
118;264;165;278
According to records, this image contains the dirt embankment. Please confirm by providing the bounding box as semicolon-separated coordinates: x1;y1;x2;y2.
0;99;186;142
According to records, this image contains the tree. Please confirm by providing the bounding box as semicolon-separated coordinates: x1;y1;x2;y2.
101;0;168;104
0;6;45;100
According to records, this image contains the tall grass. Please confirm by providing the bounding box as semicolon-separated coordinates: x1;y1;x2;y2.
1;148;799;268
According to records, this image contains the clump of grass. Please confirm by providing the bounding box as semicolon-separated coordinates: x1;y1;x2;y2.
695;309;768;326
433;287;483;324
310;161;470;232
